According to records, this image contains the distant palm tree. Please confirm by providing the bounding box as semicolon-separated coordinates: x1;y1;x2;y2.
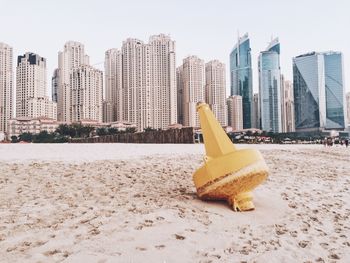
81;126;94;138
96;127;108;136
11;135;18;143
19;132;33;142
126;127;136;133
144;127;157;132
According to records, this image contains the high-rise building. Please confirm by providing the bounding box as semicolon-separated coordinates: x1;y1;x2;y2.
120;34;177;131
16;52;56;120
178;56;205;127
258;38;282;133
205;60;227;126
252;93;260;129
104;48;123;123
0;42;13;133
293;51;346;131
176;65;184;124
227;95;243;131
102;100;112;123
57;41;88;122
149;34;177;128
121;38;145;128
71;65;103;122
281;76;295;132
346;92;350;125
230;33;253;129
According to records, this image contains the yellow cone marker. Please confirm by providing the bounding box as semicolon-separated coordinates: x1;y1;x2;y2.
193;102;269;211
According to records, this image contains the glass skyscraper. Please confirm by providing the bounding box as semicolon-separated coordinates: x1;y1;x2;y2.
258;38;282;133
230;33;253;129
293;51;345;131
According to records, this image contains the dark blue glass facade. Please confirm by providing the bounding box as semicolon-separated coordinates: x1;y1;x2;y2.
259;40;281;133
324;53;345;129
293;59;320;130
293;52;345;131
230;35;253;129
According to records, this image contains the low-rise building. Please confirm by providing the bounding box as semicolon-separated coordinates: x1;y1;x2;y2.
108;121;137;131
8;117;59;139
74;120;136;131
167;123;183;130
7;117;138;139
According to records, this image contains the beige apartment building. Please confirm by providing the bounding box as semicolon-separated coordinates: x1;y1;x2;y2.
281;78;295;132
115;34;176;131
178;56;205;127
8;117;59;138
16;52;56;120
205;60;227;126
56;41;89;122
104;48;123;122
0;42;13;133
149;34;177;130
71;65;103;123
227;95;243;131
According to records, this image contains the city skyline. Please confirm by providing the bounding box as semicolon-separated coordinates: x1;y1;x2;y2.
1;0;350;98
1;41;348;134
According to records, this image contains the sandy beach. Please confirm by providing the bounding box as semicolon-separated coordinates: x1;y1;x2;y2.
0;144;349;262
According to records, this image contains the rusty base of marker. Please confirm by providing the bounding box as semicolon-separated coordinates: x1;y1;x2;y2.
196;160;269;211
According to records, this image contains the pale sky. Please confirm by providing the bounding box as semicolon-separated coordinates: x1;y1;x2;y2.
1;0;349;96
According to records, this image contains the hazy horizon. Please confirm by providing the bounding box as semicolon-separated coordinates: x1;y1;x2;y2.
1;0;349;96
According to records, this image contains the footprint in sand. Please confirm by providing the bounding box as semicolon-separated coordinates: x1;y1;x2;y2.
44;249;61;256
328;253;340;260
319;242;329;249
174;234;186;240
275;224;288;235
33;240;47;247
315;257;325;262
298;240;310;248
155;245;165;250
89;228;101;236
289;230;298;238
6;246;17;252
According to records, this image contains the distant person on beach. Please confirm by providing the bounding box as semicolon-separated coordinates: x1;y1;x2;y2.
326;138;333;147
345;139;349;148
